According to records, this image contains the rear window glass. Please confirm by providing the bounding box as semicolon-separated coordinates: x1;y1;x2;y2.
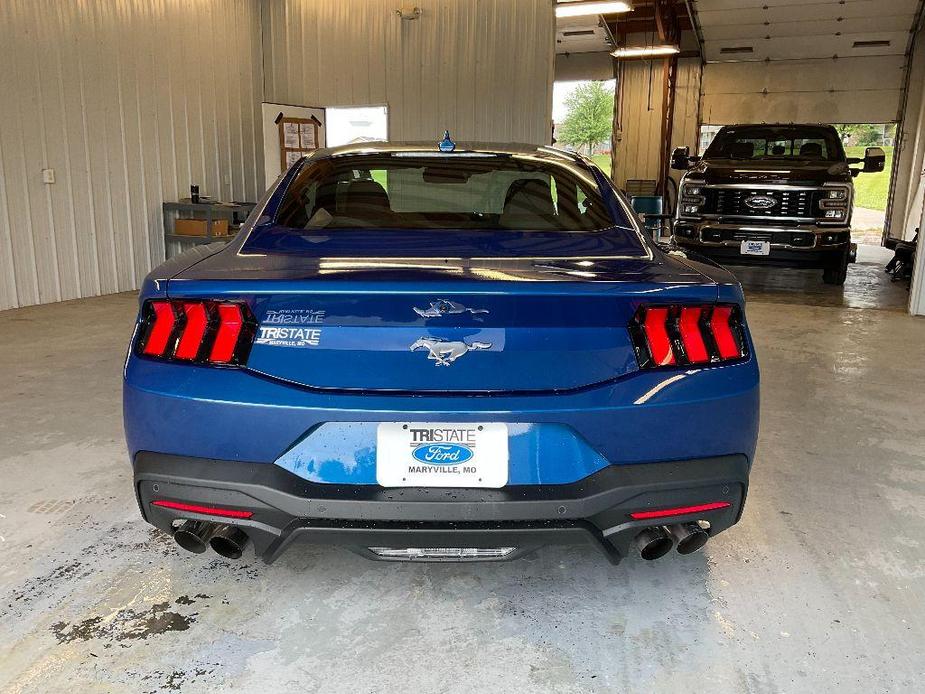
272;153;620;232
705;127;843;162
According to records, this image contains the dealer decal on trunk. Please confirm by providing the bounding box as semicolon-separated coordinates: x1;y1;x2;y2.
255;309;326;347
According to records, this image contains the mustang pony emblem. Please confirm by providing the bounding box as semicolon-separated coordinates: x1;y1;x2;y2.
409;337;492;366
413;300;489;319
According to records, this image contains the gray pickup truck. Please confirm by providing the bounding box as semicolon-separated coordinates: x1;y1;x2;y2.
671;123;885;285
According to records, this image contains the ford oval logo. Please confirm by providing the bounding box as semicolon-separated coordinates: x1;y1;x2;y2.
744;194;778;210
411;443;474;465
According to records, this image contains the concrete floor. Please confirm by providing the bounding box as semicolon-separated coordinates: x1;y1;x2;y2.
1;259;924;693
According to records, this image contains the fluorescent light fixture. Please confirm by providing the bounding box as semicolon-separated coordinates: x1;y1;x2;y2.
611;45;680;58
555;1;633;18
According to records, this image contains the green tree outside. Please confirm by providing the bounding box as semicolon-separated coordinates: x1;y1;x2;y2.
557;82;614;155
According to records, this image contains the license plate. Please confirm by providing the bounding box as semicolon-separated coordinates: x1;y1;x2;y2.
376;423;508;488
740;240;771;256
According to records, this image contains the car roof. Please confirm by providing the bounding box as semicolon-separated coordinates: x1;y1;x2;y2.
305;140;588;162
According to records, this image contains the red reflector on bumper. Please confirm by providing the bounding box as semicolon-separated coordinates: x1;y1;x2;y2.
629;501;731;520
151;500;253;519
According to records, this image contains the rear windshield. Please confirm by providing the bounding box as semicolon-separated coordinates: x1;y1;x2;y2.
705;126;843;162
272;153;621;232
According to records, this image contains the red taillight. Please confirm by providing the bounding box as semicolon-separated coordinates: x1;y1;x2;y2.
174;302;210;360
679;307;709;363
629;501;731;520
136;299;254;366
151;500;253;519
141;301;177;356
642;307;675;366
631;304;745;368
210;303;244;363
710;306;741;360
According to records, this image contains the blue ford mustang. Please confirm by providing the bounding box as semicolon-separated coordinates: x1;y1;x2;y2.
124;141;759;564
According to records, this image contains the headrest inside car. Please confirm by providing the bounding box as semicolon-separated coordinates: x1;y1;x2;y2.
339;179;391;216
727;142;754;159
502;178;556;216
799;142;823;157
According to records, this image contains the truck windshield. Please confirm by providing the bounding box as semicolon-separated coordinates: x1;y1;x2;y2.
705;126;843;162
272;153;625;232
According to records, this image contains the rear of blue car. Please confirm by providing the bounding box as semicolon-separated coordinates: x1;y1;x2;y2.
124;143;759;564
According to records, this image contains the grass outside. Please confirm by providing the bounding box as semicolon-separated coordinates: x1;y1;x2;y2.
845;145;893;211
591;154;611;176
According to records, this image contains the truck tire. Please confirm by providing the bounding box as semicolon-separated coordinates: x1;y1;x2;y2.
823;250;849;285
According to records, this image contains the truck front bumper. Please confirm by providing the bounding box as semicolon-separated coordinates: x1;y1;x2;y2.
673;220;851;268
135;452;751;564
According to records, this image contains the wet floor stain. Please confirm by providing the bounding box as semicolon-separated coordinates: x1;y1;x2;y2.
50;596;201;646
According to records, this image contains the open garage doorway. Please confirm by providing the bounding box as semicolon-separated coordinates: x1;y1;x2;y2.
551;79;616;175
694;122;910;311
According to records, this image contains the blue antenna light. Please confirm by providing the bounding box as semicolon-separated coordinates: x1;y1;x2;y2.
438;130;456;152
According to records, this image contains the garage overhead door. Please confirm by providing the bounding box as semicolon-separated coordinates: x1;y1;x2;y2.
695;0;921;124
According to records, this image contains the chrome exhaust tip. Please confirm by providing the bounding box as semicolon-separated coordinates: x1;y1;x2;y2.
209;525;250;560
173;520;217;554
634;526;674;560
669;522;709;555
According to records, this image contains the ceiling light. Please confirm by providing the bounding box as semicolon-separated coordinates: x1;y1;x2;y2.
611;45;680;58
555;1;633;18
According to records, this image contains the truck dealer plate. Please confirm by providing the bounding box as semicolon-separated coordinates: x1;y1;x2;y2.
740;240;771;256
376;423;508;488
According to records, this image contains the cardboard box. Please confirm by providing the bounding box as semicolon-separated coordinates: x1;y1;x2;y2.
174;218;230;237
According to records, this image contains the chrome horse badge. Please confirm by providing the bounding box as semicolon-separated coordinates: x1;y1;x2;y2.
410;337;492;366
413;299;489;319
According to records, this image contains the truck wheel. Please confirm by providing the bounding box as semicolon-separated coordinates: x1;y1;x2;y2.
822;251;849;285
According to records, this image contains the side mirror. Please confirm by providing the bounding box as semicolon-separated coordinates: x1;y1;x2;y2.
671;146;691;170
863;146;886;173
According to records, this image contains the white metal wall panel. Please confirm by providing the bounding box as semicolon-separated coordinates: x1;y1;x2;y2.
261;0;556;145
0;0;263;311
700;56;907;124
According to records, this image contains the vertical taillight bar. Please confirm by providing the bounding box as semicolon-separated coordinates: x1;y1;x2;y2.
709;306;742;360
174;302;210;360
141;301;177;356
642;307;676;366
210;303;244;363
679;307;709;363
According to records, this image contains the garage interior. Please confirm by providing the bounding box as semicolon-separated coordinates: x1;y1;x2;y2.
1;1;925;691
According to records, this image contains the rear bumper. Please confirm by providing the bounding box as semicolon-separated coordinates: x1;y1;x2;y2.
134;451;750;564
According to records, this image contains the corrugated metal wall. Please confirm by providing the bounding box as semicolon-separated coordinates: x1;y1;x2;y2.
612;58;701;189
261;0;555;144
0;0;263;311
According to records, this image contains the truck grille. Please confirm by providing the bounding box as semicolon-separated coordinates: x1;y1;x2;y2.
704;188;816;219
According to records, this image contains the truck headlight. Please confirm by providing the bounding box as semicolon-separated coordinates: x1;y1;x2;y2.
819;184;851;220
679;181;706;216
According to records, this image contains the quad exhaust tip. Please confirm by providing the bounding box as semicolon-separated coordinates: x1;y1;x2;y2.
209;525;251;559
173;520;217;554
669;521;709;555
634;526;674;560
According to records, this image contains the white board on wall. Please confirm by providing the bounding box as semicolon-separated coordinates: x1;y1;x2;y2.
261;103;326;191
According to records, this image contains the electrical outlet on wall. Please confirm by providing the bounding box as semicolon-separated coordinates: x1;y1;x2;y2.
41;168;55;184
